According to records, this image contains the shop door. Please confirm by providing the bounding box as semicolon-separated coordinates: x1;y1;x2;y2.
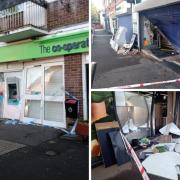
23;62;66;128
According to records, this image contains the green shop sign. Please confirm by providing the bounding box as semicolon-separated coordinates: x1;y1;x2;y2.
0;30;89;63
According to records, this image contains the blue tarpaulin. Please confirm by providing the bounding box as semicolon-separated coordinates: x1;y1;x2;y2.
142;3;180;52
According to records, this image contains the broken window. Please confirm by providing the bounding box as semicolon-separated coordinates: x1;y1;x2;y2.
115;92;152;141
8;84;17;99
24;100;41;119
7;77;20;105
26;66;41;95
45;65;63;96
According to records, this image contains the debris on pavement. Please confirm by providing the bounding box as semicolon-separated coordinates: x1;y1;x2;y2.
159;122;180;136
117;48;139;56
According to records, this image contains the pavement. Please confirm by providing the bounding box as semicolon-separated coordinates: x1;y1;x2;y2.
92;162;142;180
92;161;167;180
92;30;180;89
0;120;88;180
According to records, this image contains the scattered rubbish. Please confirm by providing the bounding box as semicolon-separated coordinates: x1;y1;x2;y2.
61;134;78;141
2;119;57;129
122;121;129;134
139;148;153;160
4;119;19;125
152;143;176;153
45;150;57;156
123;34;137;50
117;48;139;56
129;119;138;131
175;144;180;153
122;119;138;134
110;26;127;51
159;123;180;136
131;139;139;147
3;119;34;126
139;137;150;148
116;33;138;56
142;152;180;180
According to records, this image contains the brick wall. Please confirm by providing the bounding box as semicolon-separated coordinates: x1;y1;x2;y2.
47;0;89;30
64;53;84;119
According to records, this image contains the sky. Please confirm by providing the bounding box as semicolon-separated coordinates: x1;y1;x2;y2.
92;0;104;10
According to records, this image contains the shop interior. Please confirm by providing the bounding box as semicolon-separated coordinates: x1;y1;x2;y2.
91;91;180;180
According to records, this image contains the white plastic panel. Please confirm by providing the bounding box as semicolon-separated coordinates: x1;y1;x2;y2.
24;100;41;119
44;101;64;122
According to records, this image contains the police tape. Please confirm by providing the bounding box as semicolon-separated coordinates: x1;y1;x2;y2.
109;78;180;89
120;132;150;180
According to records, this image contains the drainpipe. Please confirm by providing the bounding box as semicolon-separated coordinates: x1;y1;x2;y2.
150;92;155;137
91;62;97;85
115;0;117;33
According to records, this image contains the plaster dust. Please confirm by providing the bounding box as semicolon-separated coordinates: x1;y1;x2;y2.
159;123;180;136
142;152;180;180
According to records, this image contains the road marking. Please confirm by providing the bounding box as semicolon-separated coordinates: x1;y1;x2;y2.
94;35;112;37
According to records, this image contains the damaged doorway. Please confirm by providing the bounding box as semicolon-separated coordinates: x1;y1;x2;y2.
23;62;66;128
139;15;177;58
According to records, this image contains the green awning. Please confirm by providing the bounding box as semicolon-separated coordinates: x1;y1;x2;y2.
0;29;89;63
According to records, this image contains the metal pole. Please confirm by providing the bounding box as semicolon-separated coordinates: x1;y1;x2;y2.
150;92;155;136
91;62;97;85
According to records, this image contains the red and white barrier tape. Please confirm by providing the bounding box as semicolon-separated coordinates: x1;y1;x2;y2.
109;78;180;89
121;132;150;180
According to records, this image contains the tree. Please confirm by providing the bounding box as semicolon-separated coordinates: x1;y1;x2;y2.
91;3;100;24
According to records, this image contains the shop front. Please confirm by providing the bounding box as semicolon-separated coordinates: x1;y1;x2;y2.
0;29;89;128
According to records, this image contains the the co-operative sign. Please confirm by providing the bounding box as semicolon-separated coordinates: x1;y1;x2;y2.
40;38;89;54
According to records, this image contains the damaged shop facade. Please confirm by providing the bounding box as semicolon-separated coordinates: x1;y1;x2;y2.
104;0;180;57
0;0;89;128
134;0;180;59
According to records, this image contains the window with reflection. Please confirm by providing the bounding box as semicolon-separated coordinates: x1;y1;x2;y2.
26;67;42;95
